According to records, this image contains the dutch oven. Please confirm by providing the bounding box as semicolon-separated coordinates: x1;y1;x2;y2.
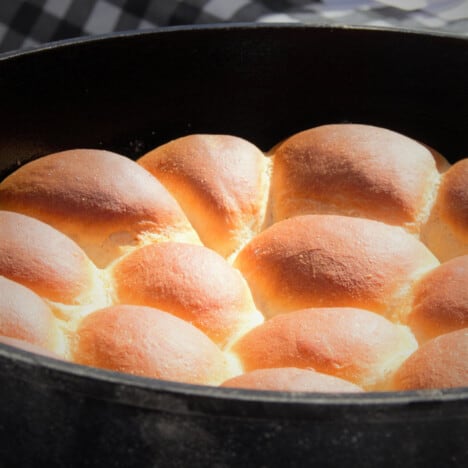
0;24;467;468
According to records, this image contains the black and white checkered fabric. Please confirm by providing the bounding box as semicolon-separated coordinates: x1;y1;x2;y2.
1;0;467;54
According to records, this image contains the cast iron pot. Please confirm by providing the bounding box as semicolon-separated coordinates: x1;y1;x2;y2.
0;24;467;468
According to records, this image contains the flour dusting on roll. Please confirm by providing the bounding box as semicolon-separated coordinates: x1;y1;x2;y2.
271;124;440;233
235;214;438;321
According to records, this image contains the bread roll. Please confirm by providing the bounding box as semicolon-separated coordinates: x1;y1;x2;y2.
0;123;465;393
111;242;264;347
221;367;363;393
138;134;271;258
407;255;468;343
271;124;440;233
0;210;102;306
392;328;468;390
231;307;417;390
0;276;59;352
234;214;438;320
421;159;468;261
73;305;230;385
0;149;199;267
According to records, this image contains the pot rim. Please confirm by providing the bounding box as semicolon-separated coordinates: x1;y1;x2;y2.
0;22;467;62
1;342;467;417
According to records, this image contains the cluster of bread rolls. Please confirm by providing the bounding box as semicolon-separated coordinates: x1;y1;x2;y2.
0;123;467;393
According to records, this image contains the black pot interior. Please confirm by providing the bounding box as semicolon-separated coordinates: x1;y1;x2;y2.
0;24;467;177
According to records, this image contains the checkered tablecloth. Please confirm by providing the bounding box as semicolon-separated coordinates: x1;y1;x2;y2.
1;0;467;54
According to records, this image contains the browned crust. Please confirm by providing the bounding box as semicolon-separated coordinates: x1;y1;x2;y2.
73;305;228;385
138;134;268;256
234;214;438;318
408;255;468;343
112;242;260;346
0;211;96;304
392;328;468;390
0;149;196;261
271;124;438;228
231;307;415;389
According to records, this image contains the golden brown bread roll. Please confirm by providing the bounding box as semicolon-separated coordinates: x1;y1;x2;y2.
234;214;439;320
0;210;102;306
73;305;231;385
0;276;59;352
0;125;465;393
111;242;263;347
230;307;417;390
270;124;440;233
391;328;468;390
0;149;199;267
407;255;468;343
138;134;271;258
221;367;363;393
421;159;468;261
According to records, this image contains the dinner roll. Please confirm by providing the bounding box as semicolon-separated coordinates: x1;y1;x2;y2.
0;276;60;352
221;367;363;393
231;307;417;390
111;242;264;347
0;149;199;267
0;122;465;393
421;159;468;261
73;305;230;385
391;328;468;390
0;210;103;306
138;134;271;258
407;255;468;343
234;214;438;320
271;124;440;233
